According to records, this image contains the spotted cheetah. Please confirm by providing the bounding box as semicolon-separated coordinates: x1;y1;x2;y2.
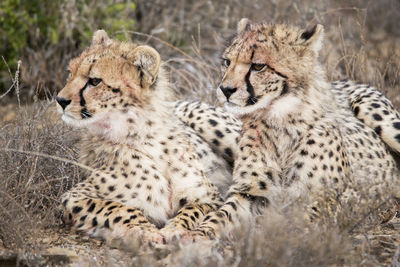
174;19;400;240
55;30;231;244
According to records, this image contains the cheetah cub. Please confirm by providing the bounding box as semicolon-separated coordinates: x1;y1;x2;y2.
176;19;400;239
55;30;231;243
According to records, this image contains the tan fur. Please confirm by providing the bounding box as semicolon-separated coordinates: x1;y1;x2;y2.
175;20;400;240
56;30;231;244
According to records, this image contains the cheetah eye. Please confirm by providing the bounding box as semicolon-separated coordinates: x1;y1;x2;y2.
222;59;231;68
66;70;72;82
251;63;266;72
88;78;102;87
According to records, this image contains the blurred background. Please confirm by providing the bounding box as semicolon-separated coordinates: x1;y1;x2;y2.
0;0;399;105
0;0;400;265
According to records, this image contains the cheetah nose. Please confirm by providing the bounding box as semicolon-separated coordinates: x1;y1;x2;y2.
56;97;72;110
220;86;237;100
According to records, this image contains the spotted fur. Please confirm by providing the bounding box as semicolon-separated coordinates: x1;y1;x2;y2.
56;30;231;244
175;20;400;240
332;79;400;153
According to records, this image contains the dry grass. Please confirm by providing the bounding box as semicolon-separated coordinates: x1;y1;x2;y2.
1;0;400;265
0;102;82;249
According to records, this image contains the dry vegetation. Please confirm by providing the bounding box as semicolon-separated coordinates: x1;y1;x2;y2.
1;0;400;266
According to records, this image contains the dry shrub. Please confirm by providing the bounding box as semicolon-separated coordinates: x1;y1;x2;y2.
98;197;356;266
98;186;397;266
0;101;82;250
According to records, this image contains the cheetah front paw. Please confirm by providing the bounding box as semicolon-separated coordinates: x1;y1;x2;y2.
127;226;165;245
159;226;190;243
108;226;165;249
179;228;215;242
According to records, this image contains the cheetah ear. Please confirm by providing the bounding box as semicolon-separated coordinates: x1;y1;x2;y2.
300;24;324;53
129;45;161;88
237;18;252;34
92;30;112;46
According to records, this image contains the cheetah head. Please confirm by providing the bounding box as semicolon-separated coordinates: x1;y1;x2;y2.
218;19;325;118
56;30;163;133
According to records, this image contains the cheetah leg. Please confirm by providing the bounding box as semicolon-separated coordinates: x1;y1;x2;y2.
188;193;259;240
61;183;164;244
341;80;400;153
187;130;282;240
174;100;242;164
160;202;220;241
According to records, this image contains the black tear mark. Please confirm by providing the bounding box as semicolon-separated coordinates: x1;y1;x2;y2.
79;82;92;118
280;81;289;96
79;84;88;107
245;67;257;106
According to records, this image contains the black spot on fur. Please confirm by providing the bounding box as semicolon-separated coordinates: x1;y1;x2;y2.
209;119;218;126
215;130;224;138
295;162;304;169
353;106;360;116
108;185;115;192
113;216;122;223
259;181;267;190
224;147;233;158
72;206;83;214
104;219;110;228
371;103;380;108
306;139;315;145
180;198;187;207
212;139;220;146
373;113;383;121
393;122;400;130
300;149;308;156
87;202;96;213
375;126;382;136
